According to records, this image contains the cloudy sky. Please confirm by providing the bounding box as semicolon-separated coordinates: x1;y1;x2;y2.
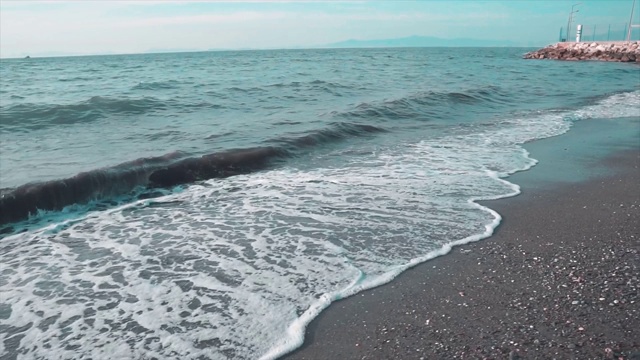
1;0;638;58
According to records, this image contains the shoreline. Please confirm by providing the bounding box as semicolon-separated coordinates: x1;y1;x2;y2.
281;118;640;359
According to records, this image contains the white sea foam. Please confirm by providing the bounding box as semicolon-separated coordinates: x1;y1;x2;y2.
0;91;638;360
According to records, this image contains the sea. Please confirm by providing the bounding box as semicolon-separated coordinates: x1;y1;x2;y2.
0;47;638;360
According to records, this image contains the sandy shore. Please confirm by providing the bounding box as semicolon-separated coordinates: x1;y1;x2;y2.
282;122;639;359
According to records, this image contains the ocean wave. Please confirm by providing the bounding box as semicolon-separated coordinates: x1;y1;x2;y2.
332;85;511;121
57;76;96;82
0;151;187;226
131;80;181;91
0;96;214;131
221;80;349;98
147;147;288;188
268;79;348;89
225;86;268;94
0;96;166;129
147;122;386;188
3;87;633;228
218;80;351;99
572;89;640;120
268;79;349;96
0;121;385;227
575;89;640;108
0;147;289;227
274;122;386;149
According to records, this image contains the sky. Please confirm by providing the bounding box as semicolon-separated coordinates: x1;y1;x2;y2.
1;0;638;58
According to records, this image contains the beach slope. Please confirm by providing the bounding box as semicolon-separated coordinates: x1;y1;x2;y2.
283;118;640;359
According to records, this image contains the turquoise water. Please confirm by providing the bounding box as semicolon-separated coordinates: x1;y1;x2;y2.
0;48;638;359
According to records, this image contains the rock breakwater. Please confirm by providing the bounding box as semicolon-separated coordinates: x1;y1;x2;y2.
524;41;640;62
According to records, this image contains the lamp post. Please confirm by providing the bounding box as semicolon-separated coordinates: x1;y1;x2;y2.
627;0;637;42
566;3;582;42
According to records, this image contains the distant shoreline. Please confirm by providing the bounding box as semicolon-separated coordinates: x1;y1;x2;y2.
1;45;541;60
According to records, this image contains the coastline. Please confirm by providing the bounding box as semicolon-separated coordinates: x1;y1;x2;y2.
281;117;640;359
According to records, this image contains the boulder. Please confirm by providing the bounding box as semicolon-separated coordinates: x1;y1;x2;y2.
523;42;640;62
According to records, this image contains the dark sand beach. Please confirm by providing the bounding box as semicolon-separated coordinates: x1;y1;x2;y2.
283;118;640;360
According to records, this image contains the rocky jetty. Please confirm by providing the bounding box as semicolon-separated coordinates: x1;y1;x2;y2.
524;41;640;62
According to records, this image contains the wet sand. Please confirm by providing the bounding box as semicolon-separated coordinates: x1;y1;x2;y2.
282;120;640;359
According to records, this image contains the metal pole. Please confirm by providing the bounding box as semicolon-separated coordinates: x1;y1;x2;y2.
607;24;611;40
567;3;582;42
567;3;582;41
568;12;576;41
559;27;564;42
623;23;627;40
593;25;596;41
627;0;637;41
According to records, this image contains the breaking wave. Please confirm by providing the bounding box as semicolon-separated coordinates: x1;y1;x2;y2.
0;122;386;227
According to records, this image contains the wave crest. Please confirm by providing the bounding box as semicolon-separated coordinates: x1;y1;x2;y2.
0;96;214;131
0;121;384;227
131;80;181;91
332;86;511;121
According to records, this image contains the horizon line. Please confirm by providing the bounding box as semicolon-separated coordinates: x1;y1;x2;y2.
1;44;544;60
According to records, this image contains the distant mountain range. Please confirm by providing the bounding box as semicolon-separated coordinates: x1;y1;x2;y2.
324;35;525;48
5;35;543;59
